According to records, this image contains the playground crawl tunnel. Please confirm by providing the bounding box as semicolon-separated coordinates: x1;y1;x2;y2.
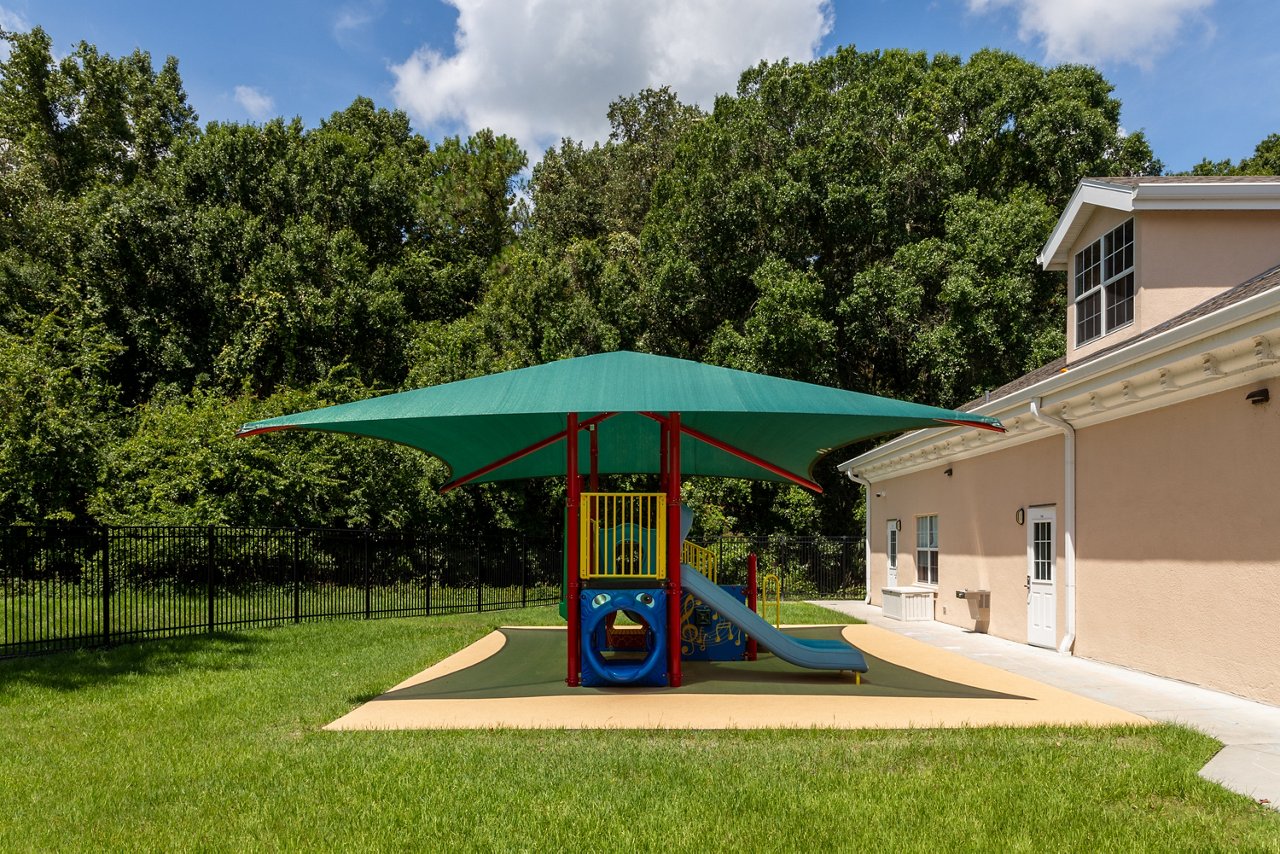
579;588;668;687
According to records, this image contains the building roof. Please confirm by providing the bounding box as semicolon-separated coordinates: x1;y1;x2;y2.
844;259;1280;480
964;261;1280;411
1087;175;1280;188
1038;176;1280;270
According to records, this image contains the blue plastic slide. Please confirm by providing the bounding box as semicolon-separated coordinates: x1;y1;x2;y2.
680;562;868;673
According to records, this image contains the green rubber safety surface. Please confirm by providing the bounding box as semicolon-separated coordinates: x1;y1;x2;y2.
382;627;1030;701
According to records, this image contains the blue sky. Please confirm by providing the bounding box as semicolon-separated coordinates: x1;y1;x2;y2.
4;0;1278;173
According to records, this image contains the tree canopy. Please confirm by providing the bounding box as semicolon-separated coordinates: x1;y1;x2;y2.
0;27;1199;537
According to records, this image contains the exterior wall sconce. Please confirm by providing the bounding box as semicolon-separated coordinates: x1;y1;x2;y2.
1246;388;1270;405
944;467;953;477
894;518;902;532
1015;508;1025;526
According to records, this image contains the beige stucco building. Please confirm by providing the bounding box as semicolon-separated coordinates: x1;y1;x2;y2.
840;176;1280;706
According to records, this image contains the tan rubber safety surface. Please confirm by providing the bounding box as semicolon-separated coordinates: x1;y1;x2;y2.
324;624;1149;731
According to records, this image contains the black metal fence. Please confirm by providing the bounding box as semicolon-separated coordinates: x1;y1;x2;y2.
1;526;865;659
687;535;866;600
1;526;561;658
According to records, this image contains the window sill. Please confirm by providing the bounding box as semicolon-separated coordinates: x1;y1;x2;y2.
1075;319;1134;350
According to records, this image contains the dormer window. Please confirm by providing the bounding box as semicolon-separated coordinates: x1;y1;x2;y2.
1074;218;1134;346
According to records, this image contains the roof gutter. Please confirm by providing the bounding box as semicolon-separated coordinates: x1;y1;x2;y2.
845;471;874;604
1029;399;1076;655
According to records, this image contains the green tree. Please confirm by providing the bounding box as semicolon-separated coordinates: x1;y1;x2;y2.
0;314;121;524
0;26;196;194
1191;133;1280;175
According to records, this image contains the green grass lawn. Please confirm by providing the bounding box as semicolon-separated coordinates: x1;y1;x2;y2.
2;604;1277;852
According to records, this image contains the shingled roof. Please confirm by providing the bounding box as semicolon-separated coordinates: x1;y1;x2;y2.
963;261;1280;411
1086;175;1280;188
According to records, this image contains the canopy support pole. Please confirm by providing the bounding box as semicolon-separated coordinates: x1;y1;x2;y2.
666;411;682;688
566;412;581;687
639;412;823;493
441;412;617;493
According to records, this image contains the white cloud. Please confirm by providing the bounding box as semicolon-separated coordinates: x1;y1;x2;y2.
0;5;30;60
968;0;1214;69
391;0;833;157
233;85;276;120
333;3;379;43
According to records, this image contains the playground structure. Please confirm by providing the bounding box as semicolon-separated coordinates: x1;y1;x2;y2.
574;488;869;687
237;351;1004;690
561;410;876;688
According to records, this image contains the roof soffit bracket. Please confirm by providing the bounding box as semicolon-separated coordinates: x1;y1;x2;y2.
1255;336;1278;366
1201;354;1225;378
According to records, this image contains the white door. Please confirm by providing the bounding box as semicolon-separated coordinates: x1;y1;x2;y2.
1026;506;1056;648
886;521;899;587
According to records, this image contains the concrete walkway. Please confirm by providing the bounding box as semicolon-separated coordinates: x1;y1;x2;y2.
814;600;1280;809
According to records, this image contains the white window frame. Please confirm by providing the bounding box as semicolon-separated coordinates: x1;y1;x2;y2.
886;521;899;583
915;515;938;586
1074;217;1134;346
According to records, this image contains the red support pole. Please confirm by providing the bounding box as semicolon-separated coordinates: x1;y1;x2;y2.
666;412;683;688
746;553;758;662
566;413;581;687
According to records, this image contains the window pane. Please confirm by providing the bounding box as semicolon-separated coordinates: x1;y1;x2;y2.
1103;219;1134;280
1106;272;1134;330
1074;243;1101;298
1076;291;1101;344
1033;521;1053;581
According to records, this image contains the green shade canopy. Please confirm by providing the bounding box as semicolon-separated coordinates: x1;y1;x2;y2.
238;351;1002;490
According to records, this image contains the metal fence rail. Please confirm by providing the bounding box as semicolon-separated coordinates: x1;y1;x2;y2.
2;526;865;659
1;526;561;658
687;535;867;601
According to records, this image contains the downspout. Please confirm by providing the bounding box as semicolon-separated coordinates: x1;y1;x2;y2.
1029;399;1076;655
845;472;873;604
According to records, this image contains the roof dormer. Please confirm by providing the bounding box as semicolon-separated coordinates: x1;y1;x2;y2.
1039;177;1280;364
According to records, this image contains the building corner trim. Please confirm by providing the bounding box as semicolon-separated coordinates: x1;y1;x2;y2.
846;471;873;605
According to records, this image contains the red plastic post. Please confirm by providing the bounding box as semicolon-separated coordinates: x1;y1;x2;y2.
666;411;683;688
566;412;581;687
746;553;758;661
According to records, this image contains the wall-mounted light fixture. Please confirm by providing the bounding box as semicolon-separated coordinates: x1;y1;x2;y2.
1015;507;1026;526
1246;388;1270;405
894;518;902;532
944;467;953;477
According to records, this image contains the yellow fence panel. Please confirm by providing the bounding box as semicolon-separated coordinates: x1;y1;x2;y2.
580;493;667;580
681;540;718;583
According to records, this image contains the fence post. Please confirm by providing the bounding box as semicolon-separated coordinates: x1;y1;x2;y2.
100;527;111;648
521;534;528;609
781;535;789;600
292;528;301;624
475;540;483;613
207;526;216;633
427;535;437;614
364;529;371;620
